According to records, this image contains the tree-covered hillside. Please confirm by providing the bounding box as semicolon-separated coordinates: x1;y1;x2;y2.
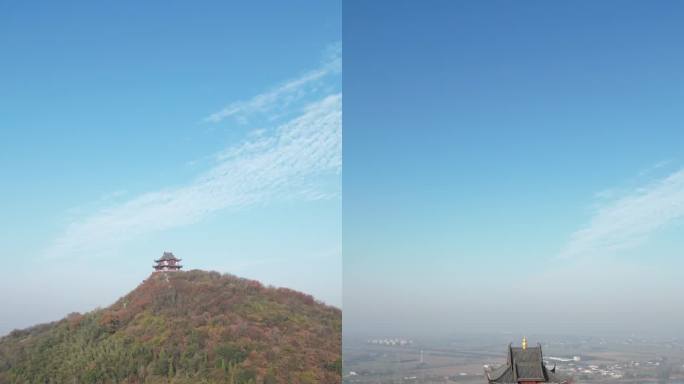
0;270;341;384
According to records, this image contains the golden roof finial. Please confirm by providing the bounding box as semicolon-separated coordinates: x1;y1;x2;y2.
522;336;527;350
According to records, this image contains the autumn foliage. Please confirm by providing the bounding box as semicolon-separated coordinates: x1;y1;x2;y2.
0;270;341;383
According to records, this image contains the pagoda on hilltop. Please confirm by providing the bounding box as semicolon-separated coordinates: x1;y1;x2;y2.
485;337;568;384
153;251;183;272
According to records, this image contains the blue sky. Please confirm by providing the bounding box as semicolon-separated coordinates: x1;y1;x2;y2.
344;1;684;337
0;1;340;335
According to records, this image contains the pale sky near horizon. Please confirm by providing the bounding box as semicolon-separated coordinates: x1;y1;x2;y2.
0;1;341;336
344;1;684;338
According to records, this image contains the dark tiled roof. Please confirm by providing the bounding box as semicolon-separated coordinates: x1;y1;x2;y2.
155;252;181;262
511;346;542;364
516;362;544;380
488;364;514;382
486;344;564;384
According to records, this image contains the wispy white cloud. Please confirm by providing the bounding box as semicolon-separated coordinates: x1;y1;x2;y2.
559;166;684;259
204;42;341;124
46;94;341;259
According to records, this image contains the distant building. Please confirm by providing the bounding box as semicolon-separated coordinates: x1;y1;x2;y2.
485;337;568;384
153;251;183;272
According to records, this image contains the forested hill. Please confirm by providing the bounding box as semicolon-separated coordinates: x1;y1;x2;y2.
0;270;341;384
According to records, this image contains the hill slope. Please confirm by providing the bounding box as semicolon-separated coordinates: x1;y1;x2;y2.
0;270;341;384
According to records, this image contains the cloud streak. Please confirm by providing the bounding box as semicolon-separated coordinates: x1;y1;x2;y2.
204;43;341;124
559;167;684;259
46;94;341;259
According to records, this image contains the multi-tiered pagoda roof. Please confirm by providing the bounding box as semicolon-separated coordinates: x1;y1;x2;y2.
153;251;183;272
